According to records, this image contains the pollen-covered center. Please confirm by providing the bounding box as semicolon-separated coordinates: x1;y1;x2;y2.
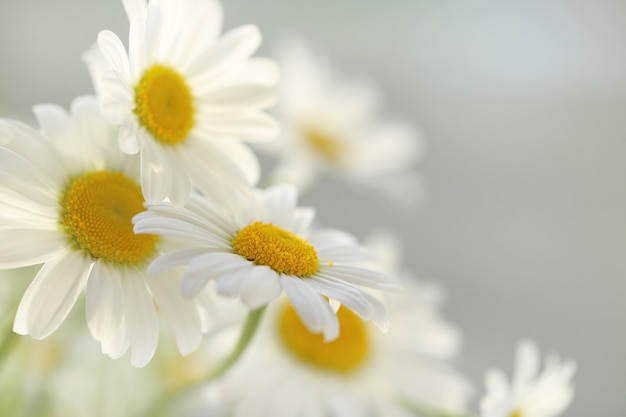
304;127;345;165
60;170;158;264
278;302;369;372
134;64;194;145
232;222;319;277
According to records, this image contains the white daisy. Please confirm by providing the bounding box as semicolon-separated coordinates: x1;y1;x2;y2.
89;0;279;206
133;184;399;341
480;340;576;417
215;276;471;417
262;37;423;203
0;96;209;367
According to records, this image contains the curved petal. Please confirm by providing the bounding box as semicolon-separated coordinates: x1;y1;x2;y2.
86;261;125;345
120;269;159;367
0;228;67;269
13;250;91;338
280;275;339;342
149;272;203;355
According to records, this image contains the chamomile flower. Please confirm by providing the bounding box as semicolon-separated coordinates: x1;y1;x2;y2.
0;96;208;367
262;38;422;203
133;184;399;341
217;278;471;417
480;340;576;417
90;0;279;206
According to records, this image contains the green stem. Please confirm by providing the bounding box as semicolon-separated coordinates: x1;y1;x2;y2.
0;312;18;374
148;306;267;417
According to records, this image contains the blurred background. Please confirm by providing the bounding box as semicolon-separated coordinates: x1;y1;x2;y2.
1;0;625;415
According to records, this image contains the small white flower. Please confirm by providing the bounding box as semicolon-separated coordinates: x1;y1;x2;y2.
89;0;279;205
0;96;209;367
133;184;399;341
262;37;423;203
480;340;576;417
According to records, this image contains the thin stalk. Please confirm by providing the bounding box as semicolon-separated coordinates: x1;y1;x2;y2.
147;306;267;417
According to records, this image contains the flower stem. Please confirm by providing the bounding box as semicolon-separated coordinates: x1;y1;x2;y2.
148;305;267;417
0;312;18;374
200;305;266;382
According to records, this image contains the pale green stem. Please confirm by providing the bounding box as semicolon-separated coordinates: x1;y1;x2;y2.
147;306;267;417
0;312;18;373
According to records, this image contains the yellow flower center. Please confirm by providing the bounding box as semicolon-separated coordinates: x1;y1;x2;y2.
60;170;158;265
509;412;523;417
231;222;319;277
304;127;345;165
133;64;194;145
278;302;369;372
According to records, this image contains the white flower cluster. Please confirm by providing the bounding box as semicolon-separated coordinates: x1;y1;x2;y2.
0;1;576;417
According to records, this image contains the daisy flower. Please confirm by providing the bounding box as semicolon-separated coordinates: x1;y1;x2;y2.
0;96;209;367
480;340;576;417
262;37;422;203
90;0;279;205
133;184;399;341
214;278;471;417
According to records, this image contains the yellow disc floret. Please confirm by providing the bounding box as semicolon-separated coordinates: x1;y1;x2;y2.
278;302;370;372
134;64;194;145
60;170;158;264
304;127;345;165
232;222;319;277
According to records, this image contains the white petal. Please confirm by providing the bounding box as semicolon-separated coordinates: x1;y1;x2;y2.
140;135;168;204
320;264;399;290
215;263;256;298
513;339;540;389
230;57;279;87
239;266;281;309
147;247;211;275
97;30;131;83
85;262;124;343
13;250;91;338
199;111;279;141
0;229;67;269
186;24;261;81
118;122;140;154
306;274;388;331
149;272;203;355
182;252;247;297
120;269;159;367
263;184;299;230
32;103;70;139
201;84;276;110
280;275;339;342
122;0;148;20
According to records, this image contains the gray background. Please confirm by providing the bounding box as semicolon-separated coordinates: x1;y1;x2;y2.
1;0;625;416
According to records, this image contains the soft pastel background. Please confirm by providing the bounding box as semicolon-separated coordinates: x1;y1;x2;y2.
1;0;625;416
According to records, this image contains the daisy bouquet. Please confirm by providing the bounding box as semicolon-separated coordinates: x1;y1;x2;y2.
0;1;576;417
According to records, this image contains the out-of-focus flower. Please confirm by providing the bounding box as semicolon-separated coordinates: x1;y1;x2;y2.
480;340;576;417
89;0;279;206
133;184;399;341
0;96;209;367
215;283;470;417
261;37;423;204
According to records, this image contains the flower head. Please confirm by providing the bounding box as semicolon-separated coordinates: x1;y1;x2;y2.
261;38;422;203
480;340;576;417
214;245;471;417
0;96;209;367
89;0;279;205
133;184;399;341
